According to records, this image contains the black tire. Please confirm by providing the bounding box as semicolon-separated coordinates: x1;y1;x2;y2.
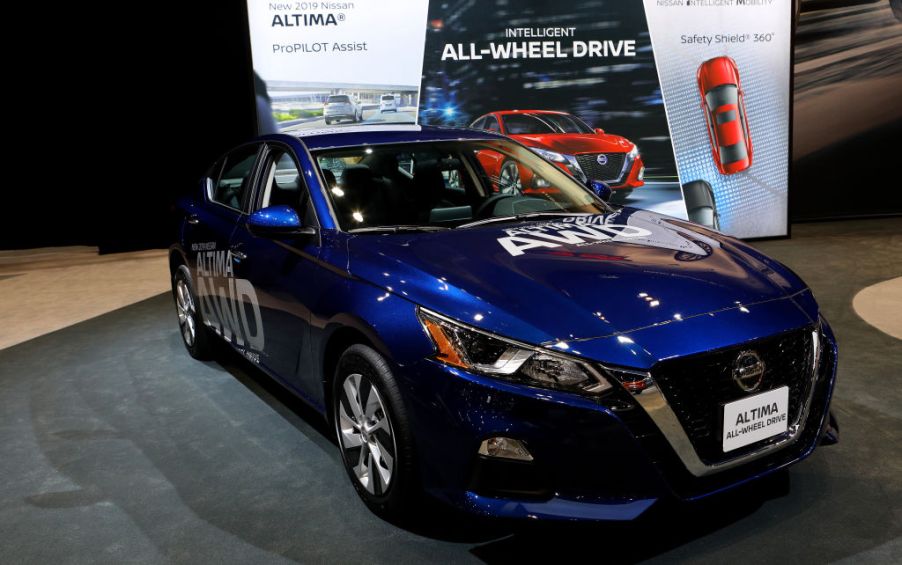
333;344;417;520
172;265;215;360
610;189;633;204
892;0;902;22
325;118;332;125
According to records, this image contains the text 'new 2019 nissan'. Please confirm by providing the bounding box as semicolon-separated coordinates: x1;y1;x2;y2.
170;125;838;521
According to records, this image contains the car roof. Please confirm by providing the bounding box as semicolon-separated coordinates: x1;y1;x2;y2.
286;124;506;151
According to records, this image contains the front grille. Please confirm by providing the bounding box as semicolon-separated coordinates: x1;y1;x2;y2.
575;152;626;183
652;326;816;465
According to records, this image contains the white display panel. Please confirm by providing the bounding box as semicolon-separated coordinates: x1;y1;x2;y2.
643;0;793;238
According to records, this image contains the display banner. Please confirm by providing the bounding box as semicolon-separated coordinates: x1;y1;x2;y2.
643;0;792;238
246;0;792;238
247;0;429;133
416;0;685;219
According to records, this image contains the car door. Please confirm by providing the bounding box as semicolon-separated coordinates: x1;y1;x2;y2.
227;141;324;401
186;142;263;339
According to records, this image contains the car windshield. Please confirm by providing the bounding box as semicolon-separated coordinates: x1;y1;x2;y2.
501;114;556;135
705;84;738;111
328;95;350;104
501;113;593;135
314;139;609;231
534;113;594;134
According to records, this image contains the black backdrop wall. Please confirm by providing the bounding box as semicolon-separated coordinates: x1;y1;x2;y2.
3;2;899;252
4;1;255;252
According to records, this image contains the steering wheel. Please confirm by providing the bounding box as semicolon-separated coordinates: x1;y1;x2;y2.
475;193;518;218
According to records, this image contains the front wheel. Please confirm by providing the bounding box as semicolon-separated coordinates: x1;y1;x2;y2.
334;344;416;520
498;159;523;194
172;265;215;360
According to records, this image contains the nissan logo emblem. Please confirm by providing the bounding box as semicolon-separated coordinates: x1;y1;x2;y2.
596;154;608;166
732;350;765;392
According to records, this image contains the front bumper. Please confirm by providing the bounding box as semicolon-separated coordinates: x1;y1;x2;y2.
398;316;838;521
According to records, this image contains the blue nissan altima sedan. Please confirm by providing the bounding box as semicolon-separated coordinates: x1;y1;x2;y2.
169;125;838;521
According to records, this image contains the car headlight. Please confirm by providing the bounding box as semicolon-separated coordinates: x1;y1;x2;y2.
418;308;612;395
628;145;639;159
529;147;587;183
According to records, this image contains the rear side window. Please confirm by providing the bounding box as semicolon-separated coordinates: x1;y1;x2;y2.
213;145;259;211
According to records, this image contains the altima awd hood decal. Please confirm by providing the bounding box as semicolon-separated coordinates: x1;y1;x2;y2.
497;211;721;257
498;223;652;256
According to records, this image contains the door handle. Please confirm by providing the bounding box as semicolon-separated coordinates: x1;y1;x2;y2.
187;214;200;225
230;248;247;261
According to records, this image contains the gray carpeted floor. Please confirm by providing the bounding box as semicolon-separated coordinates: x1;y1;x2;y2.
1;218;900;564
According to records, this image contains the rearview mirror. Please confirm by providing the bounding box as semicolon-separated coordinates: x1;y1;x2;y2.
587;180;612;202
247;205;315;236
594;128;605;135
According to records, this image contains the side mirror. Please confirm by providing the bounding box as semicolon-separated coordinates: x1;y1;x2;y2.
247;205;315;236
587;180;612;202
594;128;605;135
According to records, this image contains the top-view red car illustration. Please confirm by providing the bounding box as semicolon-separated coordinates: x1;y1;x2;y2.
469;110;644;200
697;57;753;175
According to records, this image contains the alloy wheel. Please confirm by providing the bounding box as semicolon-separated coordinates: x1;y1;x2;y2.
337;373;396;495
499;161;522;193
175;279;196;346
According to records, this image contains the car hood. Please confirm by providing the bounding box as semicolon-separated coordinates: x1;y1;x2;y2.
513;133;633;155
345;209;806;346
698;57;739;89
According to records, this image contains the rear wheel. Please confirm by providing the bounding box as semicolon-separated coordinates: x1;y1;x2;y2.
172;265;215;360
325;118;332;125
334;345;416;519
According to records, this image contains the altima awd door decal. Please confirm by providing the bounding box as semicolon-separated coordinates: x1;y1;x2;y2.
195;250;265;352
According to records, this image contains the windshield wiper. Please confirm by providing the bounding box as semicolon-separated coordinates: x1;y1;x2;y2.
349;225;451;234
457;211;576;229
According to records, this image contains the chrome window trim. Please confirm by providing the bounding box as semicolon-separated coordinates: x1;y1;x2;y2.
624;328;822;477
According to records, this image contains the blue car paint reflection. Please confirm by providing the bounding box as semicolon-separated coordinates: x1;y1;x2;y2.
170;126;837;521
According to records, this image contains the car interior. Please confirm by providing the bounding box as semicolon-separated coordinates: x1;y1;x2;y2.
315;143;576;230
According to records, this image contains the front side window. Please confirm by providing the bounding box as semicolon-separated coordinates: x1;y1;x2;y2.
213;145;259;211
483;115;500;132
314;140;606;231
260;148;315;226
